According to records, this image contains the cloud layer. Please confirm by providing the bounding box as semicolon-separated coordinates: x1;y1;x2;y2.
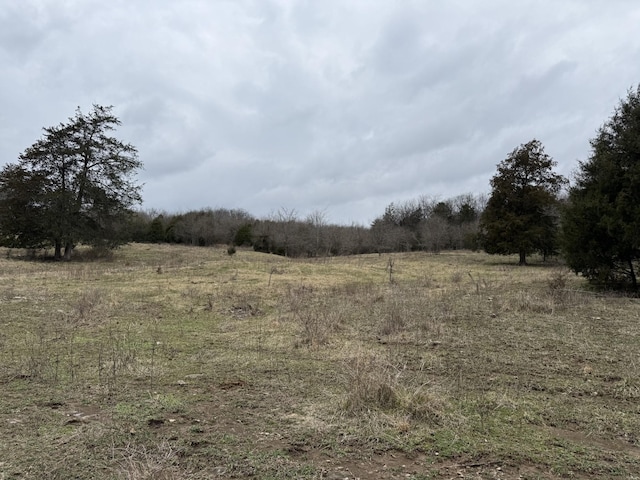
1;1;639;223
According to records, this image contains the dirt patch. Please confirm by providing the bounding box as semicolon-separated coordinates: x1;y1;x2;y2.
545;426;640;459
41;402;106;425
218;379;248;390
297;450;555;479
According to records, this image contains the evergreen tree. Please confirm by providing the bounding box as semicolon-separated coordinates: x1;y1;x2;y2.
480;139;566;265
148;215;166;243
562;86;640;291
0;105;142;259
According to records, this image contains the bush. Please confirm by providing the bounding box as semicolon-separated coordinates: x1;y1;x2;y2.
233;224;253;246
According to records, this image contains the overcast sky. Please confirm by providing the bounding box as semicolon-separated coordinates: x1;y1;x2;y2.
1;1;639;224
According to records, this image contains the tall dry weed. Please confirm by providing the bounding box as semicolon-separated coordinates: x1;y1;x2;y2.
74;288;104;322
285;285;345;347
341;350;447;424
114;440;183;480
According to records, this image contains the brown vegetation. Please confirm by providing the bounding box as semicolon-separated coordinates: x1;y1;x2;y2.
0;244;639;478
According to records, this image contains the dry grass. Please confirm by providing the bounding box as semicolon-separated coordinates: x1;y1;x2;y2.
0;244;639;479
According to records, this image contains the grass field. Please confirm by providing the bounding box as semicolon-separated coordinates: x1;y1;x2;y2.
0;244;639;479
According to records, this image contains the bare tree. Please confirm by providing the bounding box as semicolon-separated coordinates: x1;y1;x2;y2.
305;209;328;256
273;207;298;257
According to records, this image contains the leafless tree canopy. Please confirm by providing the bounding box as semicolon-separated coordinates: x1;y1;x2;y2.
124;193;484;258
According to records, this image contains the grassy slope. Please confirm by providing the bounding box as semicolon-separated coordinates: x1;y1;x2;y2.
0;244;639;479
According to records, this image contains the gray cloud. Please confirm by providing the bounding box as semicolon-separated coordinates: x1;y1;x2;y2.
1;1;639;224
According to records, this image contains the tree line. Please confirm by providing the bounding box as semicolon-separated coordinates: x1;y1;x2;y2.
125;193;485;258
1;86;640;291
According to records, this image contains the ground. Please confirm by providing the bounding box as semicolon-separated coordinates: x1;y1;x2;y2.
0;244;639;479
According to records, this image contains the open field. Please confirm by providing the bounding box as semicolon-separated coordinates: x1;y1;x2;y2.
0;244;639;479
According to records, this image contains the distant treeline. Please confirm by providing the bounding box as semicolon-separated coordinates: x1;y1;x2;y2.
126;194;486;257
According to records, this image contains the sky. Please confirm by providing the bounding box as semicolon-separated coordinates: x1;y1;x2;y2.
1;1;639;225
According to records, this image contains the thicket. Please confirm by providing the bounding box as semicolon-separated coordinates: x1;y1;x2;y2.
124;194;485;258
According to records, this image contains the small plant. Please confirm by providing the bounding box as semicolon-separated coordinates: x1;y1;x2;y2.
342;352;400;414
298;303;340;347
227;245;237;256
546;268;573;306
268;266;281;286
114;440;182;480
547;268;568;291
189;425;205;434
149;393;186;414
387;256;395;283
450;270;463;284
74;289;104;322
204;295;213;311
399;387;445;423
511;290;553;314
342;350;447;423
379;297;406;336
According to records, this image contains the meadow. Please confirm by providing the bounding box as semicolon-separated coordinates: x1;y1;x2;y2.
0;244;639;479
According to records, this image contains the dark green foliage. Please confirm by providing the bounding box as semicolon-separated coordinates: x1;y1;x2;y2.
233;223;253;246
432;201;454;222
253;234;272;254
463;231;480;251
480;139;566;265
379;202;424;232
0;164;49;249
122;211;155;243
148;216;166;243
562;86;640;291
456;202;477;224
0;105;142;259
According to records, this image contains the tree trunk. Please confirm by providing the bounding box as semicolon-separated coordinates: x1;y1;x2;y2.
54;240;62;260
519;250;527;266
629;260;638;292
63;241;73;261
